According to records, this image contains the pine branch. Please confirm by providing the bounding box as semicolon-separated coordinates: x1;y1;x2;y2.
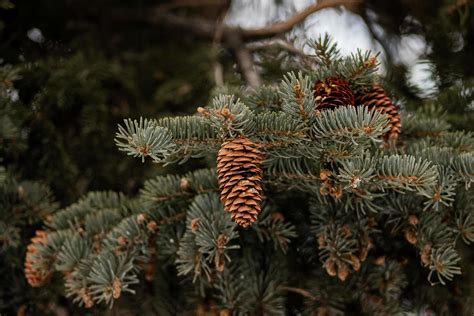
176;193;239;281
453;153;474;188
252;206;297;253
115;118;175;163
377;155;438;195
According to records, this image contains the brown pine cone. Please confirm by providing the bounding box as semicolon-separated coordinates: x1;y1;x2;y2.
24;230;52;287
355;84;401;140
313;76;355;111
217;136;264;227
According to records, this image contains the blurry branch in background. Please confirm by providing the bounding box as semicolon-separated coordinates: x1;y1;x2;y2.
126;0;363;87
246;39;307;57
358;12;395;68
236;0;363;40
247;39;319;72
145;0;362;40
212;5;230;87
226;31;262;88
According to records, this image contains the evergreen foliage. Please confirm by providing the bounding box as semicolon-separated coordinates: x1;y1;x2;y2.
1;1;215;312
1;63;61;313
1;0;473;314
24;37;474;315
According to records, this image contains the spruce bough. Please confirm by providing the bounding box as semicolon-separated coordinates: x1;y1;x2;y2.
25;37;474;314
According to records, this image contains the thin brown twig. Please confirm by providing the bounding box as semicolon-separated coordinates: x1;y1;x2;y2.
158;212;187;225
279;285;318;301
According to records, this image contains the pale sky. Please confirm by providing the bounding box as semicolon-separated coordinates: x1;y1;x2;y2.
226;0;438;97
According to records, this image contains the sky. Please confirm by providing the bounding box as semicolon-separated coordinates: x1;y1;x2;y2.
225;0;438;97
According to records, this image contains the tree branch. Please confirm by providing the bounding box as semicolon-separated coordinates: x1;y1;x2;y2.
212;8;228;87
125;0;360;88
227;32;262;88
145;0;362;41
239;0;363;40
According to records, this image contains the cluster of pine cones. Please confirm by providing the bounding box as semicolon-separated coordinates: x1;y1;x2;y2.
314;76;401;140
218;76;401;228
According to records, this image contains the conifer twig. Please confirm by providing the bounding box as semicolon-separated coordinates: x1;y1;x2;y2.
279;285;317;301
158;212;186;225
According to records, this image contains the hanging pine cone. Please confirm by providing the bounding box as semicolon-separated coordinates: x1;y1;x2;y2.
313;76;355;111
217;136;264;227
24;230;52;287
355;84;401;140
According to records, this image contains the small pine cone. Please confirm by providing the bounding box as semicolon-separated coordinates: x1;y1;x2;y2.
313;76;355;110
355;85;401;140
24;230;52;287
217;136;264;227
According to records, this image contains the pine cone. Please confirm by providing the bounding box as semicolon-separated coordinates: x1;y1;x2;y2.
313;76;355;110
355;85;401;140
217;136;264;227
24;230;52;287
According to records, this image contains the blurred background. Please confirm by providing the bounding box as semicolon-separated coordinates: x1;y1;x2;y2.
0;0;473;314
